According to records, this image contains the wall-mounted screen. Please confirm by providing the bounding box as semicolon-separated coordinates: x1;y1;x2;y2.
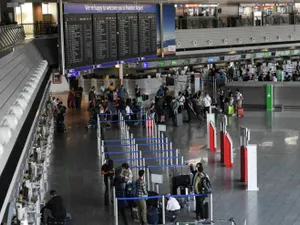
93;14;118;65
117;13;139;61
64;14;93;69
138;13;157;58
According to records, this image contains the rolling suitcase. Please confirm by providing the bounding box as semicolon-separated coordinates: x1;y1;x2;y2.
237;107;244;117
203;202;209;219
182;110;189;122
175;113;183;126
147;207;159;225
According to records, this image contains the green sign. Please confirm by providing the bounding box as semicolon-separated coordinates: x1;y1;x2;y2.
264;52;271;57
171;60;177;65
158;61;165;67
266;84;273;111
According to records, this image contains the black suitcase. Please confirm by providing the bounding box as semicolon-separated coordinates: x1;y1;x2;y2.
172;175;190;195
203;202;209;219
146;191;159;208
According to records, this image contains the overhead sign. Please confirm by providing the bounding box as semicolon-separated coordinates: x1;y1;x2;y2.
64;3;157;14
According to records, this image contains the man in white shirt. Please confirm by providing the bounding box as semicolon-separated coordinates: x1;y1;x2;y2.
203;93;212;115
165;194;181;222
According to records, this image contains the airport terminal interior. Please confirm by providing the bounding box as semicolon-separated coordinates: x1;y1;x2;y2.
2;0;300;225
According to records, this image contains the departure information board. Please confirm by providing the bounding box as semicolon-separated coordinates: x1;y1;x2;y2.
138;13;157;57
117;13;139;60
64;14;93;69
93;14;118;65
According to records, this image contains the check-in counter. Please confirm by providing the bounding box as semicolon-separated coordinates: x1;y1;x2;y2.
226;81;300;109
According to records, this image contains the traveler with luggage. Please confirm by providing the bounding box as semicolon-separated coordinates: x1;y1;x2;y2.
136;170;148;225
235;89;244;117
189;162;202;187
177;92;185;113
165;194;181;222
203;93;212;116
171;98;180;127
101;160;114;205
120;163;133;185
194;165;212;223
114;175;129;225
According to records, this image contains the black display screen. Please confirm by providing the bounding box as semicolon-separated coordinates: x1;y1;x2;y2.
117;13;139;60
64;14;93;69
138;13;157;57
93;14;118;65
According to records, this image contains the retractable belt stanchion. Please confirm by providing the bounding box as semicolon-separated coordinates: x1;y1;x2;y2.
240;127;259;191
209;193;214;223
220;115;226;163
207;107;217;151
147;166;151;191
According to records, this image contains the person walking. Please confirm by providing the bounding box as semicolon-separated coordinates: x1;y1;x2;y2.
136;170;148;225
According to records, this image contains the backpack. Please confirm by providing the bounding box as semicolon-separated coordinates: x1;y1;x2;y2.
126;182;136;197
198;173;212;195
171;100;179;111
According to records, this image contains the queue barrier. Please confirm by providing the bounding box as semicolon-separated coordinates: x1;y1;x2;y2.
99;111;146;116
103;137;166;142
103;149;176;155
100;119;152;123
111;155;183;162
132;164;187;169
104;142;169;148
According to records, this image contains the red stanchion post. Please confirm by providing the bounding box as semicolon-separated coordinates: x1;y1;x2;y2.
224;133;233;168
209;121;216;151
240;146;248;182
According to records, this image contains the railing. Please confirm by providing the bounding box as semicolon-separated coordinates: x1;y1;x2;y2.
176;14;300;29
21;22;58;36
0;25;25;51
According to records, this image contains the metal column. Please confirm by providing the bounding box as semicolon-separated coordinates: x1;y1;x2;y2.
159;3;164;58
59;0;65;75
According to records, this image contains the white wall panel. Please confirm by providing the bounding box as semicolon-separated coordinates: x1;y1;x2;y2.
176;25;300;49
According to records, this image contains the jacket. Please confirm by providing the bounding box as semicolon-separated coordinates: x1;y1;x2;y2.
194;172;210;194
136;178;147;197
121;168;133;183
166;197;181;211
46;196;67;219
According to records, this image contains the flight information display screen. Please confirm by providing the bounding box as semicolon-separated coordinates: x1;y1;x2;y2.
64;12;157;70
117;13;139;60
64;14;93;69
93;14;118;65
138;13;157;57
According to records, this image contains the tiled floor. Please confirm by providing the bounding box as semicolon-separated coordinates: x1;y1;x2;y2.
47;98;300;225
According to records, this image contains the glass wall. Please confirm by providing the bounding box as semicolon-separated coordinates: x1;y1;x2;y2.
14;2;57;36
176;2;298;30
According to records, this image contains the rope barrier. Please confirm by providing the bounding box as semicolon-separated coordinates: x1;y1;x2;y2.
103;137;166;142
103;149;176;155
112;155;183;162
